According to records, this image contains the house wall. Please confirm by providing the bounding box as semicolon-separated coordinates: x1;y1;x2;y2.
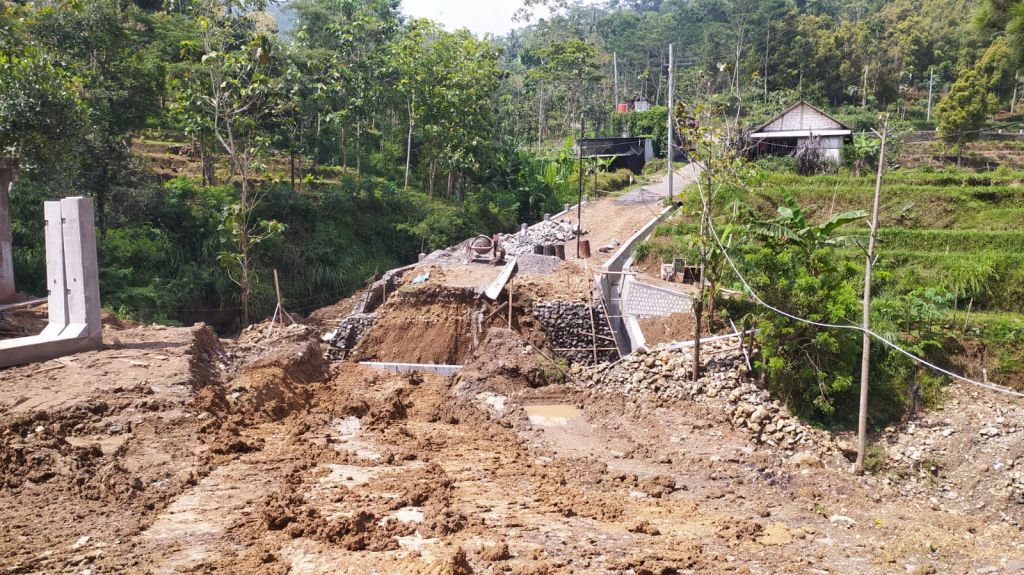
800;135;844;162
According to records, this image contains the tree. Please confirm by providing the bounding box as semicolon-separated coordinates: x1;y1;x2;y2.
935;69;993;163
676;101;751;380
176;9;284;326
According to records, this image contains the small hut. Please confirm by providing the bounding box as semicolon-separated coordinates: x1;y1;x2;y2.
749;101;852;162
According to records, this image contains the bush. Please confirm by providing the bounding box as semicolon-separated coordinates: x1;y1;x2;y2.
596;168;633;192
753;155;796;174
864;444;887;473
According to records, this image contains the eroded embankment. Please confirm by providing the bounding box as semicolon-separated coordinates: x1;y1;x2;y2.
349;286;481;366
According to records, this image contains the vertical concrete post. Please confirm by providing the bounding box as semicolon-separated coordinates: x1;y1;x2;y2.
60;197;102;344
40;201;69;336
0;158;18;304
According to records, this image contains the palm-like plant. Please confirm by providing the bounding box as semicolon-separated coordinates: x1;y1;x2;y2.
746;189;868;258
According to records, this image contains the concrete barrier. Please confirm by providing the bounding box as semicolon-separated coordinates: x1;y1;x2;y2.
360;362;463;376
597;204;678;355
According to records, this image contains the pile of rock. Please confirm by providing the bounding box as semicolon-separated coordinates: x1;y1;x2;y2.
577;339;832;452
502;220;576;255
531;300;617;365
322;313;379;360
878;407;1024;507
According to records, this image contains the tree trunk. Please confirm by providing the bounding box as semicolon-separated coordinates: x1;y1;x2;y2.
341;126;347;169
405;96;414;191
355;121;362;183
447;171;453;199
429;159;436;198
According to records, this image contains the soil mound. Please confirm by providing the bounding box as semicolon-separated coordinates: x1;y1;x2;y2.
452;328;552;398
351;286;480;365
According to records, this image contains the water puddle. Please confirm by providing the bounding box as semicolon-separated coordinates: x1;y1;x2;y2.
525;404;581;427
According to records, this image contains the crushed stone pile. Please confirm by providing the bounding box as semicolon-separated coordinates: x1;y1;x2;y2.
878;398;1024;510
575;339;838;458
502;220;576;255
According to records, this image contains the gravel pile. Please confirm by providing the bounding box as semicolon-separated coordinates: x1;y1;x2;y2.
878;405;1024;509
502;220;576;255
575;339;835;454
515;253;563;274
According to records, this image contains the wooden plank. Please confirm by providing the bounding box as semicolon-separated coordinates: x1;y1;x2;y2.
483;256;518;300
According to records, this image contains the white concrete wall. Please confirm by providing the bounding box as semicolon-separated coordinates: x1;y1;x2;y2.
798;136;844;162
0;196;102;368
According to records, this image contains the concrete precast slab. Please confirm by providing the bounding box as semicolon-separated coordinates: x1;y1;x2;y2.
597;203;679;356
359;362;463;376
482;256;517;300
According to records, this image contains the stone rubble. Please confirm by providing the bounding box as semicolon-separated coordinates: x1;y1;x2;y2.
502;219;576;256
322;313;379;360
878;403;1024;509
574;338;837;455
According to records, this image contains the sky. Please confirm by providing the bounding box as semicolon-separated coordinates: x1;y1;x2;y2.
400;0;546;37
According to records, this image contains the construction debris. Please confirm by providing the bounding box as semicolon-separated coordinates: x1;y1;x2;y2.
576;339;839;456
502;219;576;255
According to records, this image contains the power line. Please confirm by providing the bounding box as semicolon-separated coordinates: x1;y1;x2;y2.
706;222;1024;399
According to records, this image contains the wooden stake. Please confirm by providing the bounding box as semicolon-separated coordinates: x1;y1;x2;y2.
856;114;889;474
507;276;514;329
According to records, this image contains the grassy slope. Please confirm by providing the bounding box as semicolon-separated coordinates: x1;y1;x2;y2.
745;168;1024;389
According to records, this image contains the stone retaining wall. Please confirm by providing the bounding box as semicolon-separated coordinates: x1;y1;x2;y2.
322;312;379;360
531;300;617;365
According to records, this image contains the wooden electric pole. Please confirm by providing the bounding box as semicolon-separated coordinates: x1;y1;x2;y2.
667;43;674;202
856;114;889;474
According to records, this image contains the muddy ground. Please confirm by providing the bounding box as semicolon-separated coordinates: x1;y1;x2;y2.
2;315;1023;574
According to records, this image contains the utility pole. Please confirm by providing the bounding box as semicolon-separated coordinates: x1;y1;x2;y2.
614;52;620;137
667;43;674;202
613;52;619;110
856;114;889;475
764;20;770;101
927;67;934;122
577;115;585;258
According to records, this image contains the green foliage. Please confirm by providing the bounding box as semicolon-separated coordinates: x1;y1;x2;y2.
936;69;994;155
843;135;882;176
746;189;867;257
595;168;633;192
737;245;864;422
625;106;668;156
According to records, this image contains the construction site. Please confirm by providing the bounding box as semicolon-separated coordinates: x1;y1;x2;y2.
0;163;1022;575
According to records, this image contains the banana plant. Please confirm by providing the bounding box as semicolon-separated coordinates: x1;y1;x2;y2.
746;188;867;258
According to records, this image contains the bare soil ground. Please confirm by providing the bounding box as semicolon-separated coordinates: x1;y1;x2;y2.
638;310;715;347
2;314;1022;574
3;165;1023;573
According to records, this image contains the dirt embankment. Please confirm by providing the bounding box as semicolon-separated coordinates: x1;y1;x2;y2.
350;286;481;365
